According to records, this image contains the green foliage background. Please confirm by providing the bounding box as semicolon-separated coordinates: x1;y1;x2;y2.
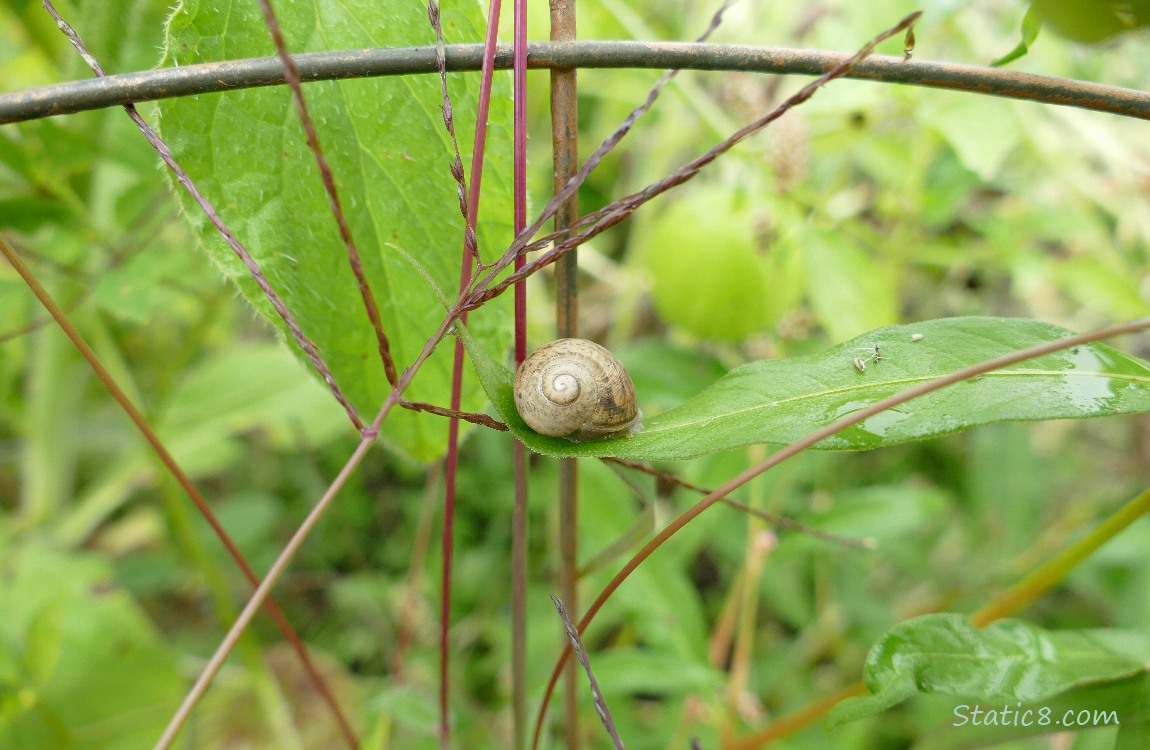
2;0;1150;748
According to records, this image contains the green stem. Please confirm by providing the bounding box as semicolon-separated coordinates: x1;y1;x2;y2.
971;486;1150;626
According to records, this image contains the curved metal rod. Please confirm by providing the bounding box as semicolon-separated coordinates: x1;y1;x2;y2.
2;40;1148;125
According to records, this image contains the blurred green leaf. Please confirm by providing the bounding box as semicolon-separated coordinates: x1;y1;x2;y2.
1117;718;1150;750
0;540;184;749
803;227;898;341
468;317;1150;460
827;613;1148;729
0;197;69;232
157;0;514;461
919;96;1021;182
157;342;350;475
634;186;774;341
615;338;727;414
1031;0;1150;43
588;648;724;696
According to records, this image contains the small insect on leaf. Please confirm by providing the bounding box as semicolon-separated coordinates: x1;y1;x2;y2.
853;356;867;373
910;333;924;342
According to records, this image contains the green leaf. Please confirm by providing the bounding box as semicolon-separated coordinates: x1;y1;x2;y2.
156;342;351;476
991;6;1042;67
157;0;513;461
1118;718;1150;750
826;613;1148;729
467;317;1150;460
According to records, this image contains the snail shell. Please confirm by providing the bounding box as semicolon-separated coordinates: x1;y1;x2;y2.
513;339;641;441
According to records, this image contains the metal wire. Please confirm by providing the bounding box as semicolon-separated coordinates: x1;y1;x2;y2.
3;41;1149;125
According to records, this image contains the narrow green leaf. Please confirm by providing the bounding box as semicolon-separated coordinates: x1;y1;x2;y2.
991;6;1042;67
157;0;514;461
826;613;1147;729
467;317;1150;461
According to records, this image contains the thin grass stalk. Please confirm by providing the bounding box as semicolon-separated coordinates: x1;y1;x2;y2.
726;446;772;731
969;485;1150;627
152;428;382;750
549;0;581;746
551;595;625;749
512;0;531;745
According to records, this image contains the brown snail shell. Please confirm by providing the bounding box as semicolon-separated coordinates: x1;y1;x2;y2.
513;339;641;441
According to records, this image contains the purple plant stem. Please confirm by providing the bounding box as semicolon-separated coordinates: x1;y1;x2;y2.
512;1;531;748
257;0;399;387
425;6;467;741
400;399;508;430
39;0;366;433
425;0;505;741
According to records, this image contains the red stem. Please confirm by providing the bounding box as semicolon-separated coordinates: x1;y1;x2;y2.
512;1;531;748
439;0;506;741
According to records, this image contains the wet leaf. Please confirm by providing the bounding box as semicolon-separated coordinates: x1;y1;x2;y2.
467;317;1150;460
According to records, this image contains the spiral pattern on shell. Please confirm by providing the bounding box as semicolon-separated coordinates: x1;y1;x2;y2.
513;339;641;441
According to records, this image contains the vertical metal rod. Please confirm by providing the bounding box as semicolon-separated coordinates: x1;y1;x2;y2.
550;0;580;747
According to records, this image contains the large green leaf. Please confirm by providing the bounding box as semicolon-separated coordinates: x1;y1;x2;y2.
826;613;1150;729
467;317;1150;460
157;0;513;461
